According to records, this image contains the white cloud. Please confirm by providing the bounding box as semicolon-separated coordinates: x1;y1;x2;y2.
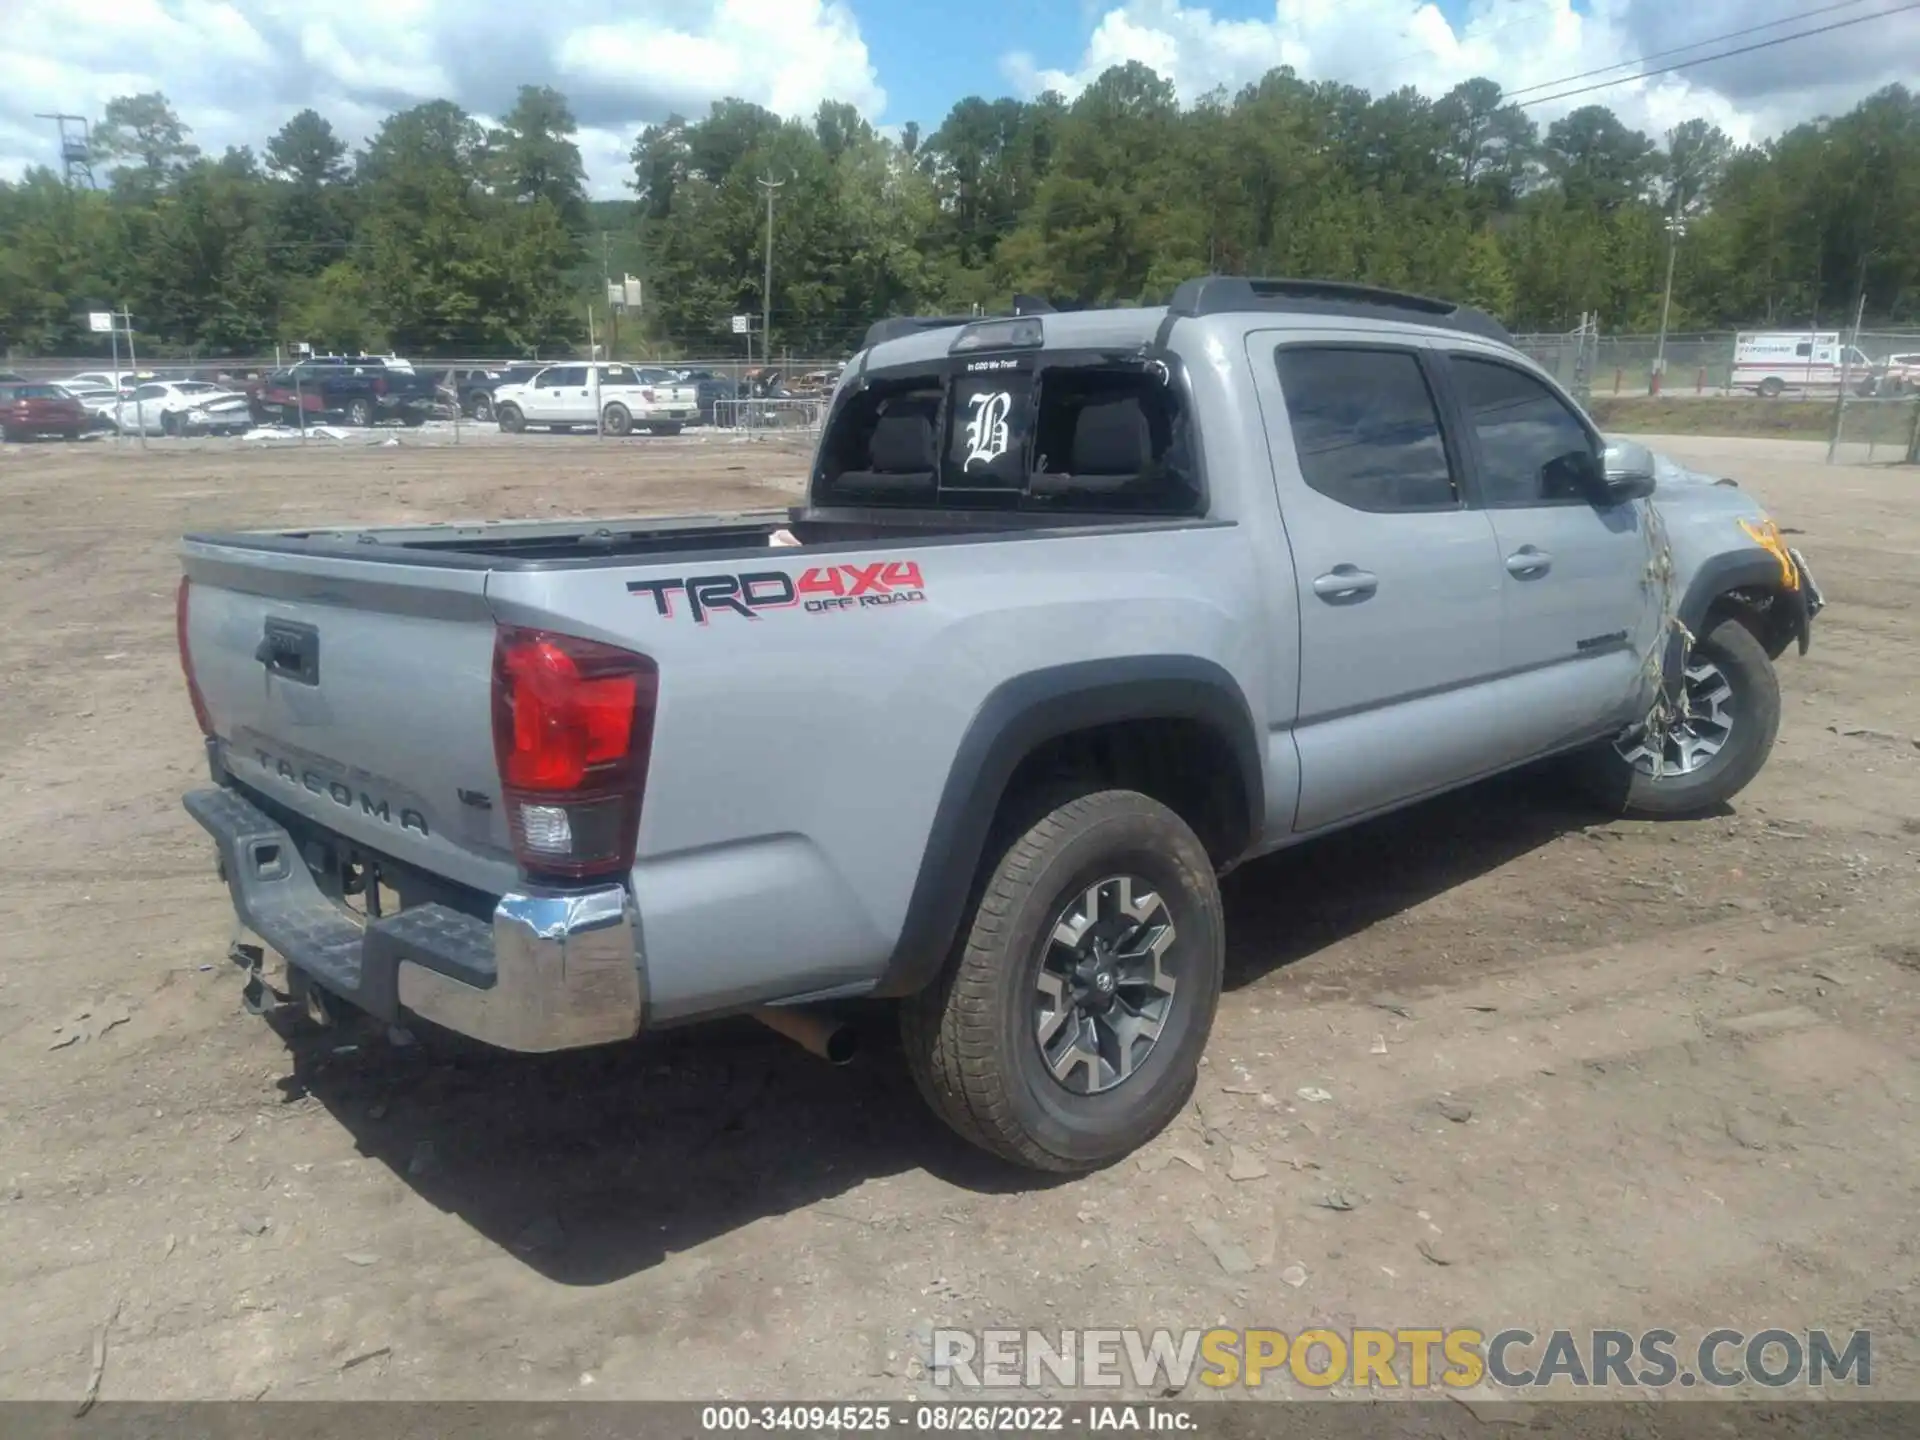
0;0;883;198
1000;0;1920;144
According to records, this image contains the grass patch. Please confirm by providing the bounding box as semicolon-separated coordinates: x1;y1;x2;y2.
1590;396;1918;447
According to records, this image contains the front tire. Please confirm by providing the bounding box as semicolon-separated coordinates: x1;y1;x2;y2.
1573;615;1782;818
496;403;525;433
470;392;494;424
346;398;375;428
901;790;1224;1173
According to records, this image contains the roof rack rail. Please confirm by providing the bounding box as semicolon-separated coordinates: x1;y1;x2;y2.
1166;276;1511;344
861;294;1058;352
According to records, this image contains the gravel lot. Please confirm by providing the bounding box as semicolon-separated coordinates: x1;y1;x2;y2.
1;428;1916;1405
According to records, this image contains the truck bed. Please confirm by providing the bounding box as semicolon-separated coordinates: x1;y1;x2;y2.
186;504;1212;569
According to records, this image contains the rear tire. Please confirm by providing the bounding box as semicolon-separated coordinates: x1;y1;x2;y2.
602;403;632;436
162;410;183;437
646;421;684;436
900;789;1224;1173
1571;615;1781;818
346;398;375;428
470;393;494;424
496;404;525;433
1757;377;1785;399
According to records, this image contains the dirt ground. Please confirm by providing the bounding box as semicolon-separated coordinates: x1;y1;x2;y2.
1;428;1916;1406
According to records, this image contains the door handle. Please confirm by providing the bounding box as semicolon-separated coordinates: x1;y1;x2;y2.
1312;565;1378;601
1505;546;1553;577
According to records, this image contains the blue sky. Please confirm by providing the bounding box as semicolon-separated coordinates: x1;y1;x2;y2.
4;0;1917;195
859;0;1085;125
861;0;1491;129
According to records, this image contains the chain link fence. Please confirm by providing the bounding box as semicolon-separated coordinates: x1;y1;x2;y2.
1515;330;1920;398
4;352;848;444
13;337;1920;461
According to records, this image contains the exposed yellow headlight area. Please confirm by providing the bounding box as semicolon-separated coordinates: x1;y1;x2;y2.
1738;517;1799;590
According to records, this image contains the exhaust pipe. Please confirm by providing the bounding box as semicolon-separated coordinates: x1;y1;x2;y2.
752;1006;858;1065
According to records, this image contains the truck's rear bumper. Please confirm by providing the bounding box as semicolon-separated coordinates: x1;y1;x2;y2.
184;785;643;1053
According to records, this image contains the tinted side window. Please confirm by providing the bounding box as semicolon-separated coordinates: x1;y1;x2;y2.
543;366;586;387
1451;358;1595;506
1794;342;1812;357
1273;347;1457;512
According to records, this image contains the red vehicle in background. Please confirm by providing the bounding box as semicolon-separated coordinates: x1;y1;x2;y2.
0;382;88;442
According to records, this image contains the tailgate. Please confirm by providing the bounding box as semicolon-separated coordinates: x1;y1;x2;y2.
181;539;517;897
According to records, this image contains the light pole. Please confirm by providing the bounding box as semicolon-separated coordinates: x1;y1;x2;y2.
757;171;788;368
1652;212;1686;396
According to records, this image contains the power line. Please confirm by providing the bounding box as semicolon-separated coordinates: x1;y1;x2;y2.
1501;0;1883;102
1514;2;1920;110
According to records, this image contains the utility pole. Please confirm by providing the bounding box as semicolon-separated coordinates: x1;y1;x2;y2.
601;231;617;358
757;171;787;369
1652;211;1685;396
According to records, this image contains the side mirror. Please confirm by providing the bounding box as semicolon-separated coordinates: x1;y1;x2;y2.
1597;439;1658;503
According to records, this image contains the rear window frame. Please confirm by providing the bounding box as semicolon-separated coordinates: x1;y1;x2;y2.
812;346;1208;516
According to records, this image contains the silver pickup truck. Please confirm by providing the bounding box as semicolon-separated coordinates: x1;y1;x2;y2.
176;277;1822;1172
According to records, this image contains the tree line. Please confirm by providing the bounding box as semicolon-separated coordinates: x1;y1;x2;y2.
2;69;1915;361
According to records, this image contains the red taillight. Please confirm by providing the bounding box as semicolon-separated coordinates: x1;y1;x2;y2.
176;577;215;737
491;627;657;880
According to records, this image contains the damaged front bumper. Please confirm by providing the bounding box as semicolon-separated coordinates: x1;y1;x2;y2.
184;784;644;1052
1789;547;1825;646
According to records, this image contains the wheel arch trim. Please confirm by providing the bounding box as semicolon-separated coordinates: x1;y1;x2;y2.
1668;549;1808;684
871;655;1262;999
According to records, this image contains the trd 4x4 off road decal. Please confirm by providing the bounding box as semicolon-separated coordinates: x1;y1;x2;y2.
629;561;926;624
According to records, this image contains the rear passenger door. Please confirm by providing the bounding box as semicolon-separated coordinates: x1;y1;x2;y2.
1442;353;1656;749
1250;336;1509;833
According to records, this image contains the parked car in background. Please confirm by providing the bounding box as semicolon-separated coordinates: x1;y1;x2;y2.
448;364;544;423
632;368;700;432
247;357;439;428
59;370;155;392
492;363;695;436
1879;352;1920;394
113;380;254;436
57;382;125;430
790;366;845;396
0;381;88;441
683;369;735;426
